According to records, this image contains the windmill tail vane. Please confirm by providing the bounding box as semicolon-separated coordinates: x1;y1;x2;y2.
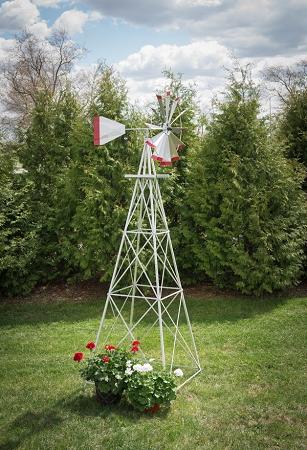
93;91;186;167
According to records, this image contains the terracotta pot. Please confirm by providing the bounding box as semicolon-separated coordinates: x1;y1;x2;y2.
144;403;160;413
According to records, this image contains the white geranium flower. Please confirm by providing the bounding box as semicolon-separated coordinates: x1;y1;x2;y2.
174;368;184;377
125;367;133;376
142;363;153;372
133;364;143;372
115;374;122;380
126;360;132;367
133;363;153;373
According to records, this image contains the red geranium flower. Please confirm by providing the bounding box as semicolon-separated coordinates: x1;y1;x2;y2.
86;341;96;350
102;356;110;363
105;345;117;351
73;352;84;362
131;346;139;353
132;340;140;346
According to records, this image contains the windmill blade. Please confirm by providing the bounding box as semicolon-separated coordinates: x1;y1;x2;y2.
150;132;167;161
158;133;171;163
156;94;166;121
145;123;163;130
168;97;180;123
168;131;185;153
171;108;188;125
93;116;125;145
150;131;165;148
170;127;184;133
164;91;171;123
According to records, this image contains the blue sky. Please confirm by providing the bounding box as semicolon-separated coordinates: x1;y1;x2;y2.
11;1;191;64
0;0;306;109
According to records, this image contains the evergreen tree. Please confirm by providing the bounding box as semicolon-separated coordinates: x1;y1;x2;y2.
263;60;307;186
188;67;307;294
57;66;144;281
0;141;39;295
19;90;79;282
279;89;307;187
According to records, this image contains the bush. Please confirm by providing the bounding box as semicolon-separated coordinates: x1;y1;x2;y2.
0;142;40;295
188;67;307;294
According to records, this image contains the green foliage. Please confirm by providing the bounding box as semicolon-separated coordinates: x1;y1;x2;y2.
81;348;129;395
56;66;144;281
78;341;177;410
0;142;40;295
18;91;79;282
188;67;307;294
125;370;176;411
279;89;307;186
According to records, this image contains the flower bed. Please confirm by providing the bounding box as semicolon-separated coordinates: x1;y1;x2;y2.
73;340;183;412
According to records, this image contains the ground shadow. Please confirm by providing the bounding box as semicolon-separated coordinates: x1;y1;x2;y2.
0;390;169;450
0;410;63;450
63;389;170;421
0;294;290;329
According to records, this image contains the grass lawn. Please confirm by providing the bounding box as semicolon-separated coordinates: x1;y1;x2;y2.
0;293;306;450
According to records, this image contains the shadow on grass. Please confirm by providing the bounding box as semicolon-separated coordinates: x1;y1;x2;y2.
0;295;289;328
0;390;169;450
64;389;171;421
0;410;63;450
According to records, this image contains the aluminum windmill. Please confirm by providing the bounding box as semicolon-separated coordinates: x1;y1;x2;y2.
93;92;201;388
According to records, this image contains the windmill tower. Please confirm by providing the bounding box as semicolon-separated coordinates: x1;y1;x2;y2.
93;92;201;388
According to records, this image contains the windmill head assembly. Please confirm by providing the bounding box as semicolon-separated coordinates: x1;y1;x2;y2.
93;91;187;167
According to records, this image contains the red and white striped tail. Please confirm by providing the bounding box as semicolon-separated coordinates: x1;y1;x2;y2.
93;116;126;146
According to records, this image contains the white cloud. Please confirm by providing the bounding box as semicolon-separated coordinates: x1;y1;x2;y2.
0;0;51;36
116;41;231;80
0;0;40;31
84;0;307;57
52;9;103;35
115;41;231;110
0;37;15;60
114;40;306;113
28;20;50;38
0;1;101;37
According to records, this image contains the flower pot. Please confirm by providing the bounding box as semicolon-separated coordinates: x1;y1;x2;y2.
144;403;160;413
95;384;121;405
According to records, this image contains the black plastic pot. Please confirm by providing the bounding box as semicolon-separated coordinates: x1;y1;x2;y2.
95;384;121;405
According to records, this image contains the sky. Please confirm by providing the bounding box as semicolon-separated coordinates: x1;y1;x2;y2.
0;0;306;110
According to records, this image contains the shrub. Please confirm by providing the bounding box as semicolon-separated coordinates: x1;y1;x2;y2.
188;66;307;294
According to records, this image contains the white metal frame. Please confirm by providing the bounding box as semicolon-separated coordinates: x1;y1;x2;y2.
95;140;201;388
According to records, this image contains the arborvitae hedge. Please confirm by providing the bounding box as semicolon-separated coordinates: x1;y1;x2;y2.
279;89;307;188
1;65;306;296
187;69;307;294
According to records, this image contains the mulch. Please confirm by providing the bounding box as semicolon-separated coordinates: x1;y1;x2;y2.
1;277;307;305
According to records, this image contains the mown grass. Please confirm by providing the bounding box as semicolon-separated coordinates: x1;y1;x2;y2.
0;295;306;450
